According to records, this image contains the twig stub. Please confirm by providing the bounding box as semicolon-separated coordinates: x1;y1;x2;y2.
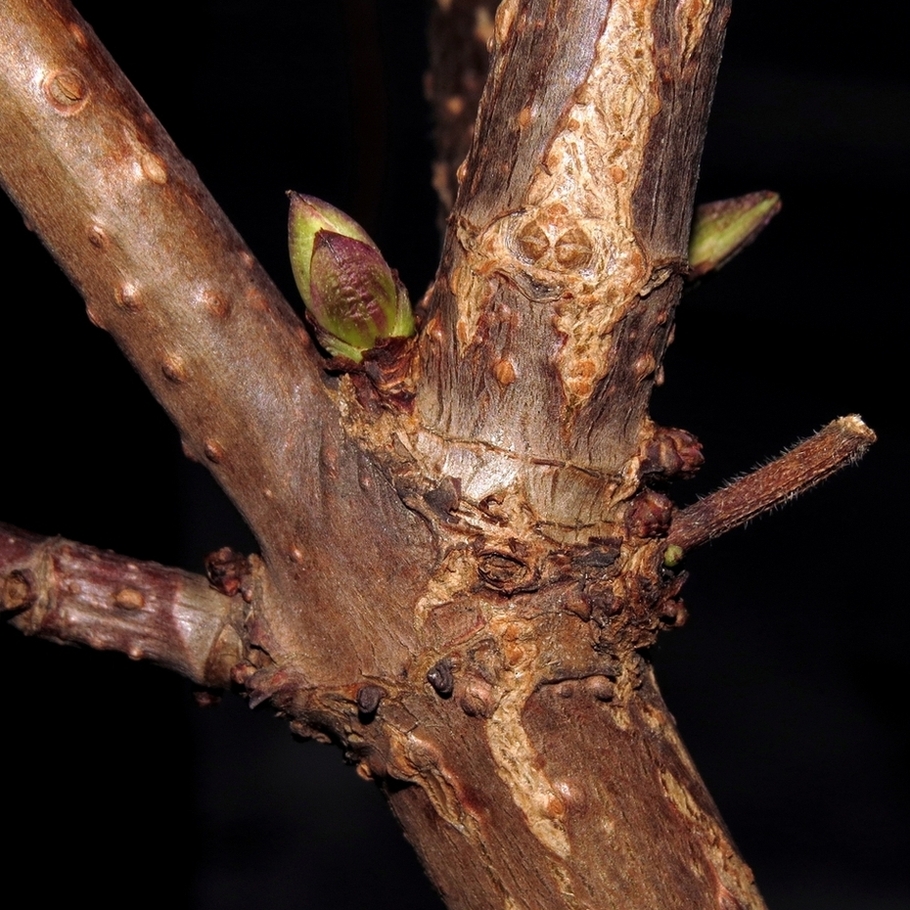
667;415;876;555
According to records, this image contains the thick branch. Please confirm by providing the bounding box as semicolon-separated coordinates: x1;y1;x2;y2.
0;1;441;676
0;5;861;909
418;0;731;474
1;523;244;687
667;415;876;554
0;0;341;561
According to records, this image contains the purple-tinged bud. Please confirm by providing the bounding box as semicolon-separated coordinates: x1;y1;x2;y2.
288;192;414;361
688;191;781;279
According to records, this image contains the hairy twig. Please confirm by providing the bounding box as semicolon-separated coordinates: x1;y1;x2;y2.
666;415;876;556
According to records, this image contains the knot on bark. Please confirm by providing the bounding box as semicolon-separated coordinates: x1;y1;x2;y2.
426;658;455;697
477;551;532;592
625;490;674;539
1;569;36;613
356;684;387;718
639;427;704;481
205;546;252;599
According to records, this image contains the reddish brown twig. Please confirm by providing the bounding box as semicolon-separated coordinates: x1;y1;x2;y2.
1;523;245;687
667;415;876;556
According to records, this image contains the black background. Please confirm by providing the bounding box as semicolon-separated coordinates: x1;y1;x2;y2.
1;2;906;908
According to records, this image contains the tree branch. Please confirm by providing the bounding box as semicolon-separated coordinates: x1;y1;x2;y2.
667;415;876;556
0;0;440;678
0;3;872;908
1;523;244;687
0;0;341;559
418;0;730;476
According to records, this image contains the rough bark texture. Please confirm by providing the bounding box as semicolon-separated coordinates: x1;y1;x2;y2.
0;2;876;909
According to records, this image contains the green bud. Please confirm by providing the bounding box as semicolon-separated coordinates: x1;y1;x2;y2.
288;192;415;361
663;544;684;568
688;191;781;279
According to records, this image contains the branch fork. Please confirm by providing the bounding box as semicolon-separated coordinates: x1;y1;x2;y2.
0;2;877;909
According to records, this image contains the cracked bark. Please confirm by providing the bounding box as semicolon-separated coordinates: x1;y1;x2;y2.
0;2;875;909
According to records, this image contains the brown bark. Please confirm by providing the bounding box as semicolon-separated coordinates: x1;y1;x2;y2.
667;416;876;555
0;523;243;687
0;2;875;909
427;0;499;221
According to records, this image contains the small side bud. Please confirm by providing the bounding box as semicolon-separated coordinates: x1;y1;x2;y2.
288;192;415;361
688;190;781;279
663;544;684;568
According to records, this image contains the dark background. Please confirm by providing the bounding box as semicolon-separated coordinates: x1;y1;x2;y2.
1;2;905;908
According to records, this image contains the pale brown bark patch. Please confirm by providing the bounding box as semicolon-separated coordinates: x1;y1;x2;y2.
450;0;665;412
139;150;168;184
675;0;715;67
492;358;516;385
546;0;660;408
493;0;519;47
113;587;145;610
43;67;89;114
386;724;484;840
483;614;571;858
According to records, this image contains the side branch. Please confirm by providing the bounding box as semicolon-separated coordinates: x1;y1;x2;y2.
667;415;876;556
1;524;245;688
